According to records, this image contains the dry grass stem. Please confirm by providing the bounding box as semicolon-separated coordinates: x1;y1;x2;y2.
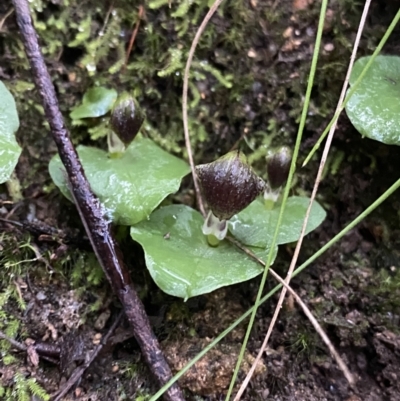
226;237;355;398
233;1;372;398
182;0;225;217
0;8;14;32
123;5;144;73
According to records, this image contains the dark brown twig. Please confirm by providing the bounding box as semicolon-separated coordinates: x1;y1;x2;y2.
52;312;123;401
0;331;59;364
11;1;184;400
0;330;27;351
0;216;23;227
122;5;144;73
0;216;89;246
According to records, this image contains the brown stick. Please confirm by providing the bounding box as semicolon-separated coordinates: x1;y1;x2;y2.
11;1;184;400
122;5;144;73
0;330;27;351
0;331;59;364
52;312;124;401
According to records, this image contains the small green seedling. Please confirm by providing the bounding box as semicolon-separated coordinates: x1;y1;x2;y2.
69;86;119;140
346;55;400;145
0;81;21;184
70;87;117;120
49;90;190;225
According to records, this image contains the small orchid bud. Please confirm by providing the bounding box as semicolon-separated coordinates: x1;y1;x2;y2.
263;146;292;209
110;92;145;146
266;146;292;190
196;151;265;221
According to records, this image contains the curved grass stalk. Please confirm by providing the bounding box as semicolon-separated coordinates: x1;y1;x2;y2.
233;1;372;397
303;8;400;167
182;0;226;217
148;177;400;401
224;1;329;398
151;2;400;401
227;236;354;391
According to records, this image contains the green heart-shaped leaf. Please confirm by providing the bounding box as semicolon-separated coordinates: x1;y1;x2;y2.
49;137;190;225
229;196;326;248
346;55;400;145
0;81;21;184
130;205;277;300
70;87;117;120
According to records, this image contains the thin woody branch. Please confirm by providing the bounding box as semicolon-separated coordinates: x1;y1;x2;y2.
11;1;184;400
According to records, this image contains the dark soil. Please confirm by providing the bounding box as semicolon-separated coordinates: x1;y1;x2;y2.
1;0;400;400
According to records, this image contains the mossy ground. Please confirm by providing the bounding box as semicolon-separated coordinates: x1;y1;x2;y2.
1;0;400;400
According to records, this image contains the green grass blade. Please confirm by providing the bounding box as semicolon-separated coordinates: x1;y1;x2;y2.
303;8;400;166
149;177;400;401
224;0;329;398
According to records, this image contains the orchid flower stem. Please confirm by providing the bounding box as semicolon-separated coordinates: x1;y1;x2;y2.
207;234;220;247
264;199;275;210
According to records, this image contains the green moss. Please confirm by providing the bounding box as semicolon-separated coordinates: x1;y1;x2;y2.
0;238;50;399
3;0;397;396
367;268;400;322
330;275;344;290
0;372;50;401
69;252;105;287
4;0;368;177
0;234;42;286
289;330;317;358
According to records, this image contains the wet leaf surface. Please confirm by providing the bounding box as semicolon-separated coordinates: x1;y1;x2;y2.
130;205;277;299
346;55;400;145
49;137;190;225
229;196;326;248
0;81;21;184
70;87;118;120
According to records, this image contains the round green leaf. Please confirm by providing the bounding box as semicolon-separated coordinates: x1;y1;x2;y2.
229;196;326;248
49;137;190;225
0;81;21;184
346;55;400;145
70;87;117;120
130;205;277;300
